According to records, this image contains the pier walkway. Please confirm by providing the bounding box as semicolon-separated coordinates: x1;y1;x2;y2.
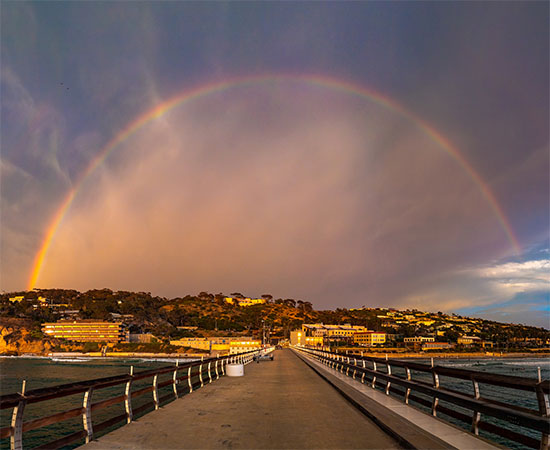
84;349;401;449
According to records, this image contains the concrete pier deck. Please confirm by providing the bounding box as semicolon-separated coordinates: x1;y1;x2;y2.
84;349;401;449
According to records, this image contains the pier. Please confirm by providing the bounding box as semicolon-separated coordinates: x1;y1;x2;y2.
1;348;548;449
84;349;400;449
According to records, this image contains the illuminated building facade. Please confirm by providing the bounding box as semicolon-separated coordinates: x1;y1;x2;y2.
229;339;261;354
353;331;387;346
224;297;266;307
42;320;126;342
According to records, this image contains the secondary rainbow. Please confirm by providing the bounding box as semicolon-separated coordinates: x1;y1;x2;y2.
27;74;521;289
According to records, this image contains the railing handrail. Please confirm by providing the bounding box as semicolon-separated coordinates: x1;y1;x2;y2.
296;346;550;450
330;349;550;393
0;351;255;409
0;348;265;450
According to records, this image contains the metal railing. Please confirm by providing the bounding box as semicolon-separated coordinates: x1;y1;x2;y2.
0;350;259;450
296;346;550;450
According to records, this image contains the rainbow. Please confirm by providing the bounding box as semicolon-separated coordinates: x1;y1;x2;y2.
27;74;521;289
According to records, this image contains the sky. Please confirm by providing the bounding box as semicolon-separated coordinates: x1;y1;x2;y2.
1;2;548;327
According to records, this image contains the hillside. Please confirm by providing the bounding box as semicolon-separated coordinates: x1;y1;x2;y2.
1;289;548;355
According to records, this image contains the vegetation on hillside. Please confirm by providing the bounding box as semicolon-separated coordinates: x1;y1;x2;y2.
1;289;548;351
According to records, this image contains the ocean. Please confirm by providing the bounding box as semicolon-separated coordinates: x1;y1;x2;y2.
0;356;548;449
0;356;194;449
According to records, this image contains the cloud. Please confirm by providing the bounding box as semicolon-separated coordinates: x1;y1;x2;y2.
398;255;550;327
32;83;518;309
2;3;547;329
0;68;72;289
457;291;549;328
478;259;550;293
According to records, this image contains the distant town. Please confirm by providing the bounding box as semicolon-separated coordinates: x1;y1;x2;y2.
1;288;548;357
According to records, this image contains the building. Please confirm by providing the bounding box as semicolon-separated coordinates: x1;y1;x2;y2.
42;320;126;343
353;331;387;347
9;296;24;303
404;336;435;351
290;331;324;347
52;310;80;319
457;336;493;348
129;333;156;343
170;337;233;352
404;336;435;343
238;298;266;307
291;324;370;346
229;339;261;354
422;342;455;351
109;313;134;321
224;297;266;307
304;336;324;346
414;320;435;327
290;330;305;346
302;324;368;340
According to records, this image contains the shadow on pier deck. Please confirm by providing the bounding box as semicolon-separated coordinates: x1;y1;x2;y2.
83;349;401;449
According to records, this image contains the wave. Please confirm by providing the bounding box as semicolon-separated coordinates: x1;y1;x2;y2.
439;362;487;368
135;357;198;363
503;361;550;367
50;357;96;362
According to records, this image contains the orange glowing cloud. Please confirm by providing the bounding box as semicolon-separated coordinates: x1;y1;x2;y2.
34;83;514;307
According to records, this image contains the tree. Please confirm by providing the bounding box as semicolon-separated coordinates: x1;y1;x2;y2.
284;299;296;308
444;329;460;342
261;294;273;303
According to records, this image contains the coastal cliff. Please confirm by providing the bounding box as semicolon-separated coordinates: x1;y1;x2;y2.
0;319;52;355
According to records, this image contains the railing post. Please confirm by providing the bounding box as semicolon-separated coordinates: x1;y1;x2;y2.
125;367;133;424
153;374;159;410
405;367;411;404
221;358;226;376
173;360;179;399
536;383;549;450
371;361;377;388
10;380;27;450
188;366;193;393
83;387;93;443
208;362;212;383
472;379;481;435
353;358;357;379
199;362;204;388
432;370;440;417
385;363;391;395
361;360;366;384
215;359;219;380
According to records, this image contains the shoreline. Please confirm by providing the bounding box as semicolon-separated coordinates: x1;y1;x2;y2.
332;350;550;359
0;351;209;359
2;350;549;359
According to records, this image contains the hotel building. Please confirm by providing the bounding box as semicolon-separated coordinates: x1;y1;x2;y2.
42;320;126;343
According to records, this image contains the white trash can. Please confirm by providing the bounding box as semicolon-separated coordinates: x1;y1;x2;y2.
226;363;244;377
